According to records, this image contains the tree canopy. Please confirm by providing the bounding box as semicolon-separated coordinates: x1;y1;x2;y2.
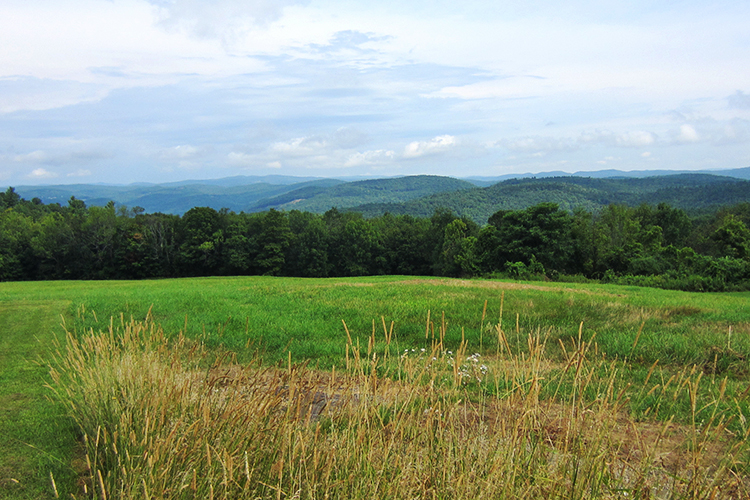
2;190;750;291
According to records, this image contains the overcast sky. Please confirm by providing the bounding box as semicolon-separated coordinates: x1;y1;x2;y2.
2;0;750;185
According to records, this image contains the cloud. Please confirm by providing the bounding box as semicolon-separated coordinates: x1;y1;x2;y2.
596;156;621;165
11;148;112;167
227;152;255;166
67;169;92;177
496;129;656;156
345;149;395;167
579;129;656;148
308;30;392;56
498;136;577;153
0;77;109;113
2;1;750;183
403;135;456;158
159;144;202;160
728;90;750;110
427;76;545;100
676;124;700;143
720;118;750;144
227;154;282;170
270;136;327;157
147;0;309;40
614;131;656;147
332;127;369;149
14;150;48;163
28;168;57;179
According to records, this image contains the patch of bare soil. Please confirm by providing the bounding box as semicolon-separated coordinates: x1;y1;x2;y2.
451;396;747;498
209;363;743;491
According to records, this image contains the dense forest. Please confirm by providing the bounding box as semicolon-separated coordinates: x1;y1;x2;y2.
2;186;750;291
14;172;750;221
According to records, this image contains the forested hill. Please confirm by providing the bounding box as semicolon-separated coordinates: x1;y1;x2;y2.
249;175;476;213
12;175;474;215
350;174;750;223
13;178;346;215
10;171;750;220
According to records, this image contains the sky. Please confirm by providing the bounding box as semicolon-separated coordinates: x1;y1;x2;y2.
1;0;750;185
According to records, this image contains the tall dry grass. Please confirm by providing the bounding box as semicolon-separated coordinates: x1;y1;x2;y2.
48;309;749;499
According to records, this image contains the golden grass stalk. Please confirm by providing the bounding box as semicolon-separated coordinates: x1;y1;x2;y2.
48;310;749;499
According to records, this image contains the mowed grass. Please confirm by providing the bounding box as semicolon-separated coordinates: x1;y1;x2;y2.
2;275;750;498
0;300;78;499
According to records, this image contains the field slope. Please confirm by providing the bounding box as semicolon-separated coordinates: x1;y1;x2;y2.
2;276;750;497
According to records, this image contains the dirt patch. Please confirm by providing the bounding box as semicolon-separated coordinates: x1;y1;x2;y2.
208;362;740;480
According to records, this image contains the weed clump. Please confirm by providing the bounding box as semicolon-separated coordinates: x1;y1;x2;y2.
49;309;750;499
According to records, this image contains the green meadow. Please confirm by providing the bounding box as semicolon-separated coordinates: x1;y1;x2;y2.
2;276;750;498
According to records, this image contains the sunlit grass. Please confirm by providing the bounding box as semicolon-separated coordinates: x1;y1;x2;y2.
3;275;750;497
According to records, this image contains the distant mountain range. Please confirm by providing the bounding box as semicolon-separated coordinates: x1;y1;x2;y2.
464;166;750;183
9;167;750;222
350;174;750;223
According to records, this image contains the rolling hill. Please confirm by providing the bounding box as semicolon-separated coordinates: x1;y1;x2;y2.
248;175;477;213
8;168;750;220
348;174;750;222
14;178;345;215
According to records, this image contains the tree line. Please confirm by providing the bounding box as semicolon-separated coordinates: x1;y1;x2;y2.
2;186;750;291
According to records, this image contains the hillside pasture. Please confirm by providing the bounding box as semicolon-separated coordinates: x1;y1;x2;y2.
1;276;749;498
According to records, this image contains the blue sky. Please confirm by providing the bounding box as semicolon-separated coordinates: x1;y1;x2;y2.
1;0;749;185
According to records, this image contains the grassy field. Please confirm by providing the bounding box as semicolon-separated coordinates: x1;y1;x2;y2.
0;298;78;499
2;276;750;498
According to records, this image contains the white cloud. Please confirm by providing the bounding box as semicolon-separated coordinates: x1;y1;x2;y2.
721;119;750;144
14;150;48;163
403;135;456;158
227;154;283;170
10;148;112;167
345;149;395;167
227;151;255;166
498;136;576;153
615;131;655;147
159;145;201;160
497;130;656;156
578;129;657;148
0;77;109;113
270;136;327;157
1;0;750;183
427;77;540;100
148;0;308;40
677;124;700;143
28;168;57;179
0;0;267;112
